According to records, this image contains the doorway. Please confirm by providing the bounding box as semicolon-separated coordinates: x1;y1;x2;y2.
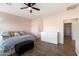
63;19;77;55
64;23;73;46
64;23;75;49
64;23;72;38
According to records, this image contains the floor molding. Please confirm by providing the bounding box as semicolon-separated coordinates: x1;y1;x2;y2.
75;48;79;56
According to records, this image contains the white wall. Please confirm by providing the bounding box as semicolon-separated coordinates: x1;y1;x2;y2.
31;7;79;44
31;19;43;36
43;15;63;44
0;11;31;32
31;20;40;35
75;19;79;55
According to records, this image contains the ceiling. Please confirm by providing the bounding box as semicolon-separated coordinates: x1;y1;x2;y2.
0;3;77;20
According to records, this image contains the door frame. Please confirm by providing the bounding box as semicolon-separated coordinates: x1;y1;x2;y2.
64;23;72;38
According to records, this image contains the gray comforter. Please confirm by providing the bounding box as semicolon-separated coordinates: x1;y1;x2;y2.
0;35;36;52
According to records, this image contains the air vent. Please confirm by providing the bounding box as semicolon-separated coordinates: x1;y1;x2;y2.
67;4;79;10
6;3;12;6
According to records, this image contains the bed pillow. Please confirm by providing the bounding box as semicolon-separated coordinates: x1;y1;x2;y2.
8;32;15;37
0;32;10;36
19;31;25;35
14;32;20;36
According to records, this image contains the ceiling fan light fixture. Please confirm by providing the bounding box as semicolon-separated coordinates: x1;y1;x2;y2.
28;7;32;10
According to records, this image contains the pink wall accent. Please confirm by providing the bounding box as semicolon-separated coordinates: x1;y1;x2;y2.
0;11;31;32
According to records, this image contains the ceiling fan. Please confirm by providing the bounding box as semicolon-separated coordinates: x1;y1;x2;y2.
20;3;40;13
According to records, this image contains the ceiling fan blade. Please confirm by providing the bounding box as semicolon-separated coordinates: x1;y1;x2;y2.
20;7;28;9
24;3;28;6
23;3;31;7
30;10;32;13
31;3;36;6
32;7;40;11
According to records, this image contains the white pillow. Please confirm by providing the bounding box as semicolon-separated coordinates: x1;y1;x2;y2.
0;36;3;42
14;32;20;36
0;32;9;36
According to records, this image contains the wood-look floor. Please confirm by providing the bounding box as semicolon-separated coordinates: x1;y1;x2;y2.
13;36;77;56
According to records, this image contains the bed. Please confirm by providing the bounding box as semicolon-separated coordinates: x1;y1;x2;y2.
0;33;36;56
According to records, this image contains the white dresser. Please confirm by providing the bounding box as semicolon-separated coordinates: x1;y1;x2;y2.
40;31;58;44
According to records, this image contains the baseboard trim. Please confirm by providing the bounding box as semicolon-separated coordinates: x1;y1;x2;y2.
41;40;58;45
75;48;79;56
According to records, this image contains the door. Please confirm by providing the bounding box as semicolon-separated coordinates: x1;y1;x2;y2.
64;23;72;38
